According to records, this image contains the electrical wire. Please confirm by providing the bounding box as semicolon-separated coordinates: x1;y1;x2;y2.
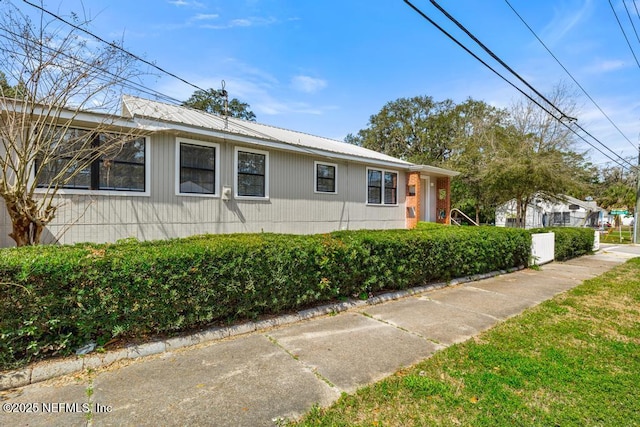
609;0;640;69
428;0;568;119
0;0;383;173
402;0;634;171
634;0;640;25
0;27;183;105
505;0;637;152
7;2;346;162
16;0;637;170
426;0;635;169
21;0;209;94
623;0;640;45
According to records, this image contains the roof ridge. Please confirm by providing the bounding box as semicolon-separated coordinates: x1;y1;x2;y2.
122;94;416;167
125;94;348;144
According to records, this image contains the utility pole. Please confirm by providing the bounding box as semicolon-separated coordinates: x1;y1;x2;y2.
635;143;640;244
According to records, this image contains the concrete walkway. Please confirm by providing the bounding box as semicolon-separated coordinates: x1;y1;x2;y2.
1;245;637;427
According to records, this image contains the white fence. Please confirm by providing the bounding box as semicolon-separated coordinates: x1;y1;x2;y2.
531;230;600;266
531;232;555;265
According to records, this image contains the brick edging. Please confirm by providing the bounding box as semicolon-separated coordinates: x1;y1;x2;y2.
0;266;523;391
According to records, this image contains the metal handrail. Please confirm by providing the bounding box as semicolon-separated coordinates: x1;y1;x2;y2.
450;208;479;226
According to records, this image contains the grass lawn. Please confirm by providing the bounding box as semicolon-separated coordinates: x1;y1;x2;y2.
289;258;640;427
600;226;634;244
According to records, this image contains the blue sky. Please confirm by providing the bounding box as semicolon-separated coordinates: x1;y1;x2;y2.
16;0;640;167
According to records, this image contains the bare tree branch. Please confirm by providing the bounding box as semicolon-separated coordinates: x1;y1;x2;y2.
0;1;152;245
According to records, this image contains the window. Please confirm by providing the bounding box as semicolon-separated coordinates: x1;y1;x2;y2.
235;147;268;198
552;212;571;225
367;169;382;204
384;171;398;204
36;127;146;193
367;168;398;205
315;162;337;194
176;139;219;196
99;135;146;191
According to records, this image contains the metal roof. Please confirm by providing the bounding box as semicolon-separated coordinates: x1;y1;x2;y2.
561;194;606;212
121;95;415;167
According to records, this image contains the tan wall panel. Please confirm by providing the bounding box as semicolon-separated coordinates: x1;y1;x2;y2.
0;133;409;247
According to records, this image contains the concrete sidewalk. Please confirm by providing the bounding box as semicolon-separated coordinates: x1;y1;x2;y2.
1;245;637;427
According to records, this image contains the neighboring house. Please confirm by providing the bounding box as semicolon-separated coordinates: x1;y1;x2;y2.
0;95;458;247
620;214;635;226
495;194;606;229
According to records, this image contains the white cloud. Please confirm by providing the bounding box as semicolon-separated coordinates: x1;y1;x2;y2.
200;16;277;30
192;14;219;21
290;75;327;94
256;100;330;116
229;19;252;27
540;0;594;46
167;0;205;7
584;59;626;74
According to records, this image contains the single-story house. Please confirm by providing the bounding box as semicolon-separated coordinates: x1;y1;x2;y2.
495;194;605;229
0;95;458;247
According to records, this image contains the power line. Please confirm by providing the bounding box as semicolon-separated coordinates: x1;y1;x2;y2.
21;0;208;94
0;27;182;105
634;0;640;27
8;5;342;158
623;0;640;45
426;0;635;169
609;0;640;70
505;0;637;152
402;0;634;171
2;1;352;164
436;0;635;168
18;0;636;170
574;122;635;169
427;0;568;120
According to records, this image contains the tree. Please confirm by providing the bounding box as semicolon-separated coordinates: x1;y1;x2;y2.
345;86;593;228
0;2;148;246
447;99;508;224
594;165;636;214
182;88;256;121
345;96;458;165
0;71;13;95
489;84;592;227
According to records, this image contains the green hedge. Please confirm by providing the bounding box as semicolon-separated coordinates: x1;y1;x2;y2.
0;227;530;370
529;227;595;261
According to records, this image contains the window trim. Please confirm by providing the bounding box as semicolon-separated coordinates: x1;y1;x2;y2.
366;167;399;206
234;146;269;200
33;130;150;197
314;161;338;194
175;138;220;198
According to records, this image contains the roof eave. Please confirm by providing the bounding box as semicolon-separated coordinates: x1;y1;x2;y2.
409;164;460;177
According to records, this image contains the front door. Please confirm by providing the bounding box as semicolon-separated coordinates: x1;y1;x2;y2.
421;177;430;222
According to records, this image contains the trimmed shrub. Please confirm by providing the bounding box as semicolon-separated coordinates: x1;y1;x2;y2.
530;227;595;261
414;222;448;231
0;226;530;370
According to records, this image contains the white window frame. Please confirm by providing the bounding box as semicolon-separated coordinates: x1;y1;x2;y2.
175;138;220;198
234;146;269;200
366;167;399;206
33;132;151;197
314;161;338;194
